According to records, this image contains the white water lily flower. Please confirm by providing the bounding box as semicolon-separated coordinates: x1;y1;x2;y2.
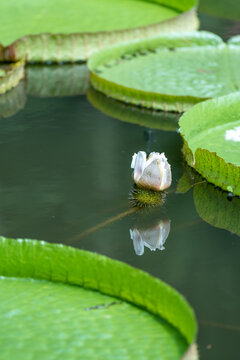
130;219;170;256
131;151;172;191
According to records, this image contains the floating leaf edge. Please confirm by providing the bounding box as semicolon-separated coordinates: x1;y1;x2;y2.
0;60;25;94
88;31;223;112
180;93;240;195
193;180;240;236
1;7;199;63
0;236;197;345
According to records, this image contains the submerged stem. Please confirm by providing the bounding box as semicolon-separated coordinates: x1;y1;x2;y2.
69;207;137;243
200;320;240;332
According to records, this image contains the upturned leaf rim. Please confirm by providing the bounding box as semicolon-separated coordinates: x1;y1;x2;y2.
0;236;197;345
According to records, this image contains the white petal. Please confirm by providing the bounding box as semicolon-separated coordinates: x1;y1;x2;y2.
131;153;137;168
132;151;146;182
145;152;161;167
158;153;172;191
130;229;144;256
138;159;162;190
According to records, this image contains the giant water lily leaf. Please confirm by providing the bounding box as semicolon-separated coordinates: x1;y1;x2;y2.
0;61;25;94
179;92;240;195
228;35;240;46
88;87;179;131
0;0;198;63
27;64;89;97
194;180;240;236
177;164;240;236
176;163;207;194
88;32;240;112
176;167;196;194
0;237;197;359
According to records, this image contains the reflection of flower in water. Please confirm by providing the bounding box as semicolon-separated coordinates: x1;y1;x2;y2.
130;219;170;256
225;126;240;142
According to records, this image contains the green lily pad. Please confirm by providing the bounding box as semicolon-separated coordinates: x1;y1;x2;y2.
0;0;198;63
176;167;196;194
228;35;240;46
194;180;240;236
27;64;89;97
177;164;240;236
0;237;197;359
179;92;240;195
176;163;207;194
88;31;240;111
88;87;179;131
0;61;25;94
0;80;26;118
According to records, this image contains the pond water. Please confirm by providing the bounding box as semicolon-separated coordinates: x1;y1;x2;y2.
0;3;240;360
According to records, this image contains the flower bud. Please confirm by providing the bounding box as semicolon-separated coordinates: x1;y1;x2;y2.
131;151;172;191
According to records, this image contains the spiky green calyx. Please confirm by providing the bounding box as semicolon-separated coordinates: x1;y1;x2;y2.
129;184;166;208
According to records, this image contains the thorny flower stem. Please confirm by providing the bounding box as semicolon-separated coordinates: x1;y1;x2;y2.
68;182;202;243
69;207;137;243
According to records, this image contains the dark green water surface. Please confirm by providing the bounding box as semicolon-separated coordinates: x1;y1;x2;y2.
0;3;240;360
